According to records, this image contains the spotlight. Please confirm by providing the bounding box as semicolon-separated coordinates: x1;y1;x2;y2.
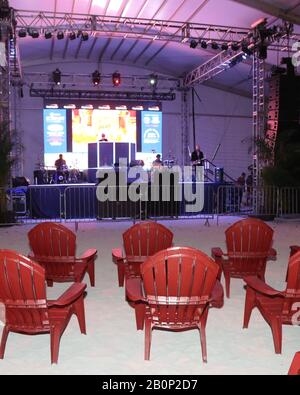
29;30;39;39
231;42;240;51
92;70;101;86
241;41;252;56
112;72;121;86
44;31;52;39
68;31;76;40
221;43;228;51
258;44;267;60
57;31;64;40
190;39;198;49
18;29;27;38
81;31;89;41
200;40;208;49
211;42;219;50
148;74;158;88
52;68;61;85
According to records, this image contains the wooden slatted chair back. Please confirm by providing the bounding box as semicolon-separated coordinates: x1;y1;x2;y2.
28;222;77;278
0;250;49;332
283;251;300;317
123;222;173;277
225;218;274;275
141;247;219;327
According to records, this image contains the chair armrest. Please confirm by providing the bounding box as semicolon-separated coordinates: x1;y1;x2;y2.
209;280;224;308
269;248;277;257
48;283;87;307
244;276;283;297
290;245;300;257
112;248;125;264
288;352;300;375
80;248;97;261
211;247;226;259
126;278;146;302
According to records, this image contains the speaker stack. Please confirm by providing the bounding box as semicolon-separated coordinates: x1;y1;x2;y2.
265;74;280;162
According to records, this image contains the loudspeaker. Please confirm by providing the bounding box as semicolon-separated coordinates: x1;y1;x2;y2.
12;176;30;188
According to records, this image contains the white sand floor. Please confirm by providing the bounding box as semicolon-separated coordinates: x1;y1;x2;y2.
0;217;299;375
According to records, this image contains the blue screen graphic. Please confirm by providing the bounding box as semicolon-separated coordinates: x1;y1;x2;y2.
141;111;162;154
43;109;67;154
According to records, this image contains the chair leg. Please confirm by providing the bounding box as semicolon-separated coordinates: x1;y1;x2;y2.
47;279;54;287
50;326;61;364
87;261;95;287
73;295;87;334
134;303;145;331
243;287;256;329
0;326;9;359
117;263;125;287
270;318;282;354
144;318;152;361
224;271;231;298
198;310;209;363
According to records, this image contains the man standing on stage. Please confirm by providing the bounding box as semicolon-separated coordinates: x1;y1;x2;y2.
191;144;204;166
55;154;67;171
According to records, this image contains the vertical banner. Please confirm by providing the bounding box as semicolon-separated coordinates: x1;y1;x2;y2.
141;111;162;154
43;109;67;153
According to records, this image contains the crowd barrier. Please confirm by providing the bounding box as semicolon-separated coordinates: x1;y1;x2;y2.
1;184;299;226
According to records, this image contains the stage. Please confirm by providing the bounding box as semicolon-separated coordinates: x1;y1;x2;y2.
20;182;222;220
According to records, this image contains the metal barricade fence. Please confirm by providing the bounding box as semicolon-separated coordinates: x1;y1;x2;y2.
216;185;280;224
279;187;300;216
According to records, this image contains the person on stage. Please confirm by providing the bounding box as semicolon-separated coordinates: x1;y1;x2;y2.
152;154;163;168
54;154;68;183
55;154;67;170
99;133;108;142
191;144;204;166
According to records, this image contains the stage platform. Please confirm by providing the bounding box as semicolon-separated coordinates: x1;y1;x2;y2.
20;182;223;220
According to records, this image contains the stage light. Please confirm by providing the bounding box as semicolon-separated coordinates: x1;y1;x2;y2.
29;30;39;39
258;44;267;60
211;42;219;50
221;43;228;51
231;42;240;51
81;31;89;41
148;74;158;88
112;72;121;86
241;41;253;56
200;41;208;49
68;31;76;40
52;68;61;85
190;39;198;49
57;31;64;40
18;29;27;38
44;31;52;39
92;70;101;86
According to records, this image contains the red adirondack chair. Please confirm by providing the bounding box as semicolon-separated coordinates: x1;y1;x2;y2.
28;222;97;287
0;250;87;364
288;352;300;375
211;218;276;298
112;221;173;287
126;247;223;363
243;250;300;354
290;245;300;257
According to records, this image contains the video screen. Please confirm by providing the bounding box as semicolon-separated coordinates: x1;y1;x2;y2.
43;107;162;171
44;109;137;169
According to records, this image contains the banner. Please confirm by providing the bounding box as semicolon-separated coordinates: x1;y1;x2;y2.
141;111;162;154
43;109;67;154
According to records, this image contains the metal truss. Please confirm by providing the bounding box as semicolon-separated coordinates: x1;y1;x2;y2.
29;87;176;101
252;54;266;210
181;89;190;166
14;9;252;44
184;49;246;86
25;72;180;92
